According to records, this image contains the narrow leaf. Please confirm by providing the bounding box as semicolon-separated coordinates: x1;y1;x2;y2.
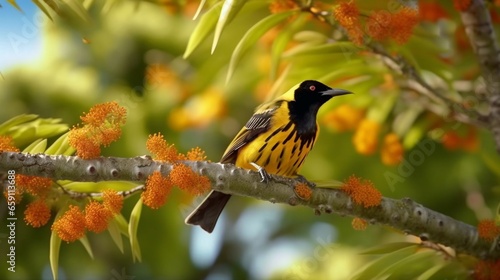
283;41;359;58
353;245;418;280
26;139;47;153
62;0;91;22
183;2;223;58
226;10;296;83
7;0;21;11
392;105;424;136
114;214;130;237
32;0;54;20
129;198;143;262
416;262;446;280
45;132;71;155
193;0;207;20
360;242;418;255
211;0;246;53
0;114;38;134
79;235;94;259
49;231;62;280
108;218;124;253
270;15;309;80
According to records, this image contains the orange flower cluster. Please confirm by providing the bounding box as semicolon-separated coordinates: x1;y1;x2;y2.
142;171;173;209
322;104;365;132
366;7;419;44
186;147;207;161
381;133;404;166
24;199;51;228
454;0;472;12
102;189;124;214
85;201;112;233
51;205;86;242
353;119;381;155
333;1;363;45
419;2;448;22
334;1;418;45
144;133;211;208
442;127;478;152
474;260;500;280
269;0;298;14
0;135;19;152
17;175;53;196
341;175;381;208
170;163;211;196
351;217;368;231
51;190;124;241
477;219;500;241
147;133;181;162
69;101;126;159
294;183;313;201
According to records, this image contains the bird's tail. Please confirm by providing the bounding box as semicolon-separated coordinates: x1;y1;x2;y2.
185;190;231;233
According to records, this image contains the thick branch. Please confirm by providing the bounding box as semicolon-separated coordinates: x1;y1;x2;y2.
1;152;499;259
459;0;500;151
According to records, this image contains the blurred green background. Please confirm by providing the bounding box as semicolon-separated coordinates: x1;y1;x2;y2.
1;1;499;279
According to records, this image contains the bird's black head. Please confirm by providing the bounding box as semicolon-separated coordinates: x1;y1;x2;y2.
294;80;351;107
289;80;352;135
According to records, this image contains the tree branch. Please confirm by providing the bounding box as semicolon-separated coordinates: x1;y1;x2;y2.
459;0;500;151
1;152;499;259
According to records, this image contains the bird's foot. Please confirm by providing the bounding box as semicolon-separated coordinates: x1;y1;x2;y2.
250;162;271;183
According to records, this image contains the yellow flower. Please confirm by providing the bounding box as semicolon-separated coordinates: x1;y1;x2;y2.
323;104;364;132
353;119;380;155
381;133;404;166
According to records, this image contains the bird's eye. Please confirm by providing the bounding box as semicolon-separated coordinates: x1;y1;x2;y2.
309;85;316;91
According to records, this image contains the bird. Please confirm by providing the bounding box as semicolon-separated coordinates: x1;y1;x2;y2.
185;80;352;233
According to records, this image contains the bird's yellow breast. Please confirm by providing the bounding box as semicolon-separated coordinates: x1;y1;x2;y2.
235;101;318;177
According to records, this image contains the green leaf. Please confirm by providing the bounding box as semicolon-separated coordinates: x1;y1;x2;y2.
270;15;309;80
114;214;130;237
45;132;74;155
482;151;500;176
360;242;418;255
416;262;446;280
393;106;424;136
0;114;38;135
32;0;54;20
129;198;143;262
63;181;138;193
283;41;359;58
384;250;437;278
22;138;46;153
293;30;329;43
49;231;61;280
183;2;223;58
79;235;94;259
36;124;69;138
7;0;21;11
226;10;296;83
353;245;418;280
61;0;91;22
193;0;207;20
108;218;124;253
366;90;398;123
212;0;247;53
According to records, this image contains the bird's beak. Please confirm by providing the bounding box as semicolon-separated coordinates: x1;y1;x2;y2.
321;88;352;97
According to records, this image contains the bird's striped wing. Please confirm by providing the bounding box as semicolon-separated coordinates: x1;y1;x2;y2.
220;105;279;164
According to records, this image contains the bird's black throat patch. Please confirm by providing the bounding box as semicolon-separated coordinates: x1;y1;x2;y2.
287;100;318;142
